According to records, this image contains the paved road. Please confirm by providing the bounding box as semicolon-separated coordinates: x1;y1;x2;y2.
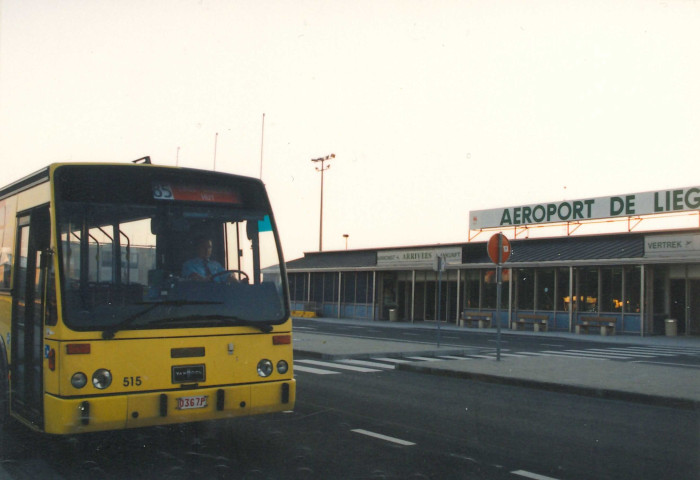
292;356;699;480
1;318;697;479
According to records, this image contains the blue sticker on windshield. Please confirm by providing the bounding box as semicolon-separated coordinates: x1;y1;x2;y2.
258;215;272;232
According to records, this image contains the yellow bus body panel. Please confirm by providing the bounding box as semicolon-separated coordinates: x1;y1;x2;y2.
43;379;295;434
44;393;128;434
39;326;295;434
49;331;293;396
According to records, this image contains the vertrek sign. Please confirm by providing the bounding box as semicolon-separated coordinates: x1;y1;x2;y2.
469;186;700;230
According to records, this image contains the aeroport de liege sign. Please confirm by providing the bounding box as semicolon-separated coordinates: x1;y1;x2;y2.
469;186;700;230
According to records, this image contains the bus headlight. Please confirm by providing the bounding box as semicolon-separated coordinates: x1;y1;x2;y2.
257;359;273;377
71;372;88;389
276;360;289;374
92;369;112;389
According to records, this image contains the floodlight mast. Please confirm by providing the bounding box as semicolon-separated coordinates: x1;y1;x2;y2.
311;153;335;251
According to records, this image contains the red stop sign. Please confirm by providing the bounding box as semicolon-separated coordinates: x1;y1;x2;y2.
487;233;511;264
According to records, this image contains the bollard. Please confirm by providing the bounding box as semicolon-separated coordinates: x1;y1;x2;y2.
665;319;677;336
389;309;398;322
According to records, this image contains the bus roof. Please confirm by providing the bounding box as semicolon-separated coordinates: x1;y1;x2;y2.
1;161;266;202
0;166;50;201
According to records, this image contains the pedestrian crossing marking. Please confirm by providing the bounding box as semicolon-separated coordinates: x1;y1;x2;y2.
296;359;381;373
611;347;695;356
561;349;636;358
293;344;699;375
585;348;658;358
373;357;414;364
540;350;616;360
294;364;340;375
338;359;396;369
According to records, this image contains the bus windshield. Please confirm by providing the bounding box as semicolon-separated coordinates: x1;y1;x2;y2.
54;166;288;332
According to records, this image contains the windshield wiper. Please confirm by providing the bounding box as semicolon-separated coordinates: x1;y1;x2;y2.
146;314;274;333
101;300;222;339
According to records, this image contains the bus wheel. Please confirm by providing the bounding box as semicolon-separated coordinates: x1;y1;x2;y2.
0;365;10;457
0;366;8;430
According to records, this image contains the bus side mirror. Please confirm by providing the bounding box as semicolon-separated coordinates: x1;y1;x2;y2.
151;218;164;235
246;221;259;241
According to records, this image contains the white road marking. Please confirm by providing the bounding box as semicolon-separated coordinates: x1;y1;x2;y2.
372;357;414;364
293;365;340;375
540;351;610;360
338;359;396;369
404;356;441;362
351;429;415;446
584;348;658;358
611;347;688;356
511;469;561;480
295;359;381;373
629;346;700;353
561;349;636;358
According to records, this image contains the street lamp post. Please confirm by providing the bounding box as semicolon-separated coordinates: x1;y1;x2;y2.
311;153;335;251
343;233;349;250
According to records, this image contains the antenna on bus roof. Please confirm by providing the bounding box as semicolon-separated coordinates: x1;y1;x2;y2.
132;156;152;164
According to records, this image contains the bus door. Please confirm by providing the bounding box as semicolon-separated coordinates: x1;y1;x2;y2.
11;207;50;428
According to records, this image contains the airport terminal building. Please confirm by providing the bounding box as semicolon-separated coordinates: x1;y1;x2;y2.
286;186;700;336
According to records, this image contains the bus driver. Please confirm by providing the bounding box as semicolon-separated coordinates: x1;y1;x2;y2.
182;236;228;282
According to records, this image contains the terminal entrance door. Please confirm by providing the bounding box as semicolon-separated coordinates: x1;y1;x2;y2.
689;280;700;335
670;278;700;336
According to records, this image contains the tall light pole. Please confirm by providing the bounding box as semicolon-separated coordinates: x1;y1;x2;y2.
259;113;265;179
213;132;219;171
311;153;335;251
343;234;349;250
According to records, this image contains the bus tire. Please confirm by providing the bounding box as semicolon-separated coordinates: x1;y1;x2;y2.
0;339;11;458
0;339;9;431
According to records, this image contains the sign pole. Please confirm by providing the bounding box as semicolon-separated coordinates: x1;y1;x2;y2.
437;264;442;348
496;236;502;361
487;232;510;362
435;255;444;348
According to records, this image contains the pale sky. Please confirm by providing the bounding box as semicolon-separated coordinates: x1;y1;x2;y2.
1;0;699;261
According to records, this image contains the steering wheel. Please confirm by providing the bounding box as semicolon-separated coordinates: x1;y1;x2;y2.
211;269;249;283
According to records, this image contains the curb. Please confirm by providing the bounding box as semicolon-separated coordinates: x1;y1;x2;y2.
395;363;700;411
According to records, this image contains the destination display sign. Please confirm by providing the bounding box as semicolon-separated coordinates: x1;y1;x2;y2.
469;186;700;230
153;183;241;204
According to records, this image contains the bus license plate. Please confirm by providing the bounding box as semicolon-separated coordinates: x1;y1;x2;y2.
176;395;208;410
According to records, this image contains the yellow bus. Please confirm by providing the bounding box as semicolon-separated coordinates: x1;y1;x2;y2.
0;160;295;435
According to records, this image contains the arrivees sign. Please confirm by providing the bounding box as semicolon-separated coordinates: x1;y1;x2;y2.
469;186;700;230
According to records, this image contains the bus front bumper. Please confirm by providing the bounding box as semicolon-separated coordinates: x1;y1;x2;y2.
43;379;296;435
